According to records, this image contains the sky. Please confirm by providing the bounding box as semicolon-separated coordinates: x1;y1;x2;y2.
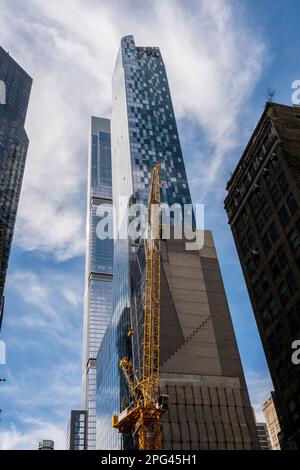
0;0;299;450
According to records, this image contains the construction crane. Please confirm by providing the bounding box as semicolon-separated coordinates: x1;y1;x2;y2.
112;162;169;450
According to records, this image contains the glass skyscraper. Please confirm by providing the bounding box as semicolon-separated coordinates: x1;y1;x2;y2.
0;47;32;329
96;35;194;450
95;36;259;450
81;117;113;449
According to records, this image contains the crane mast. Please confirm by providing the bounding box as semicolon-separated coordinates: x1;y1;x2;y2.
112;163;169;449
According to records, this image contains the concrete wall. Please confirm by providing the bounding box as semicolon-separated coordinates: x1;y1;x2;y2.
159;231;259;449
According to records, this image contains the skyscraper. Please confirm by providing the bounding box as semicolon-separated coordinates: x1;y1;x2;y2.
81;117;113;449
225;102;300;449
95;36;258;450
263;394;281;450
66;410;87;450
0;47;32;329
256;422;272;450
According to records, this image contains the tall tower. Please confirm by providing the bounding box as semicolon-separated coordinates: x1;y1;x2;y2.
81;117;113;449
0;47;32;329
66;410;87;450
263;393;281;450
225;102;300;450
95;36;259;450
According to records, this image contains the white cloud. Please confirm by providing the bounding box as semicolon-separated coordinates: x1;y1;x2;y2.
0;422;66;450
0;357;81;449
246;370;274;422
2;268;83;439
0;0;265;259
6;268;83;332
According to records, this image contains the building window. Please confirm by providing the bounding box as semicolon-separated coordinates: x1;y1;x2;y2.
254;273;269;302
255;211;265;231
260;307;270;328
249;192;259;210
247;258;256;278
269;222;279;242
242;210;249;226
286;271;297;294
235;210;248;233
249;165;256;180
290;410;299;423
276;322;286;345
263;165;273;184
235;215;244;232
253;280;263;300
260;271;269;291
256;184;264;199
296;256;300;273
262;201;271;220
276;245;288;268
271;155;279;170
276;362;286;381
271;183;282;206
253;251;261;267
267;333;280;358
287;193;298;215
287;307;300;332
268;297;279;318
288;227;300;251
270;256;280;281
278;282;289;304
247;227;256;246
263;128;274;151
278;205;290;227
287;398;297;413
243;174;251;190
262;233;272;254
278;173;288;192
241;237;249;255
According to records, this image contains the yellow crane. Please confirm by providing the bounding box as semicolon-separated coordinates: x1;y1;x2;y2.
112;162;169;450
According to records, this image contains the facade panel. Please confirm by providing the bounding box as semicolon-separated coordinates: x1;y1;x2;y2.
0;47;32;327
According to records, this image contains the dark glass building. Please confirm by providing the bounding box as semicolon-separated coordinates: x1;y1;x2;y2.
0;47;32;329
256;422;271;450
95;36;258;450
225;102;300;449
81;117;114;449
66;410;87;450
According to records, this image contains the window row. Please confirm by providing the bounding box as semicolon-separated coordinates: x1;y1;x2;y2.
228;128;277;217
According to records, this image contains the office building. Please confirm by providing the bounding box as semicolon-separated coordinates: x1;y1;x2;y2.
0;47;32;329
66;410;86;450
38;440;54;450
263;393;281;450
81;117;113;449
225;102;300;449
95;35;259;450
256;422;272;450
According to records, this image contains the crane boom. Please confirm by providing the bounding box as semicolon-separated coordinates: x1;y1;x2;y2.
142;162;161;404
112;163;169;449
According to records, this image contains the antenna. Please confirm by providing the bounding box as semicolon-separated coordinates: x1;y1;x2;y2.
266;87;276;103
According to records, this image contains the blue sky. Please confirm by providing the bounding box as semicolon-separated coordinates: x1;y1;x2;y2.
0;0;299;449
